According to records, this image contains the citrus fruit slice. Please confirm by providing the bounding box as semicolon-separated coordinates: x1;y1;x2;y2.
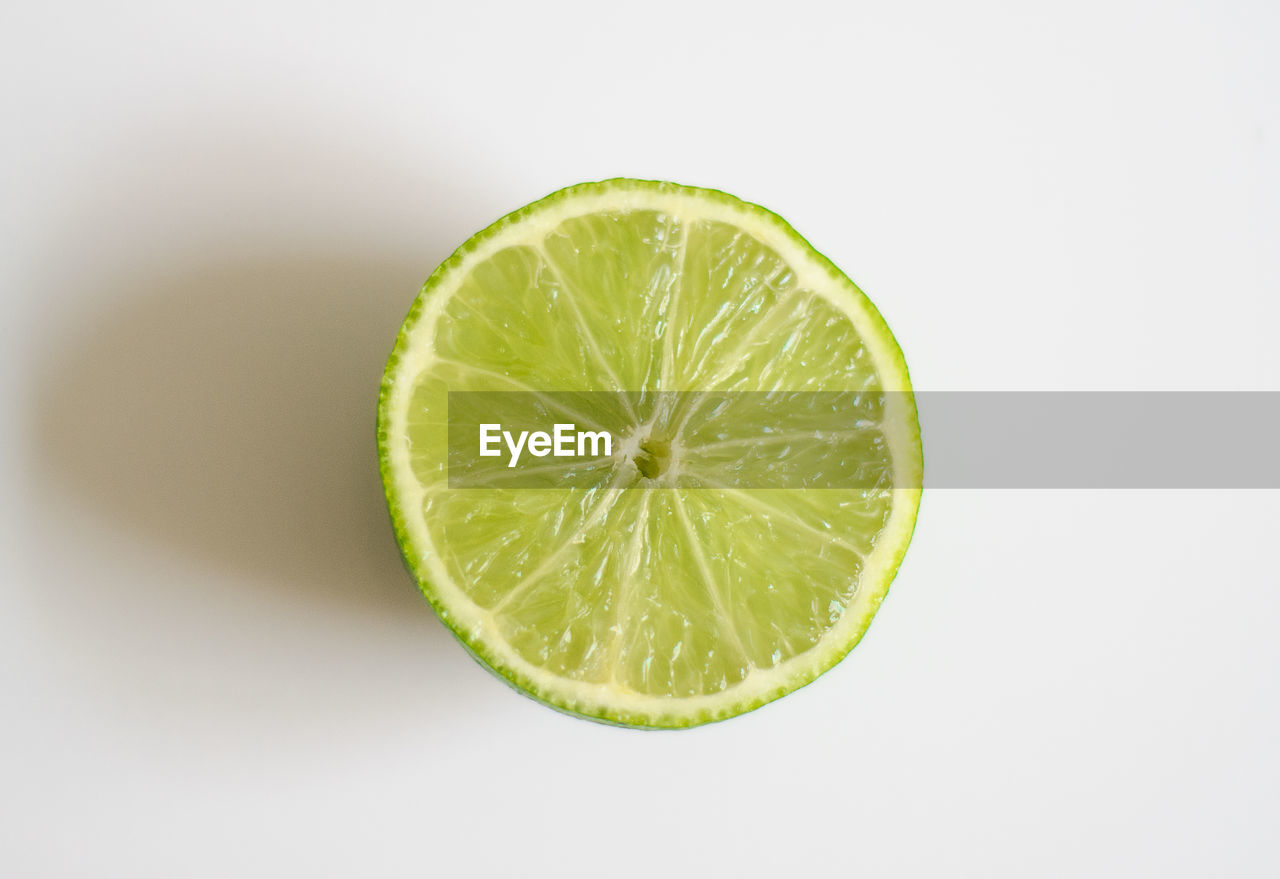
378;179;922;728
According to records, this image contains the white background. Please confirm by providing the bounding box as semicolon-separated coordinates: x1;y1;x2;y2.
3;2;1278;876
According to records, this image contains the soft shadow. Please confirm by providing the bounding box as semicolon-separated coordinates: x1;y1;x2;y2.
22;100;516;736
35;255;432;622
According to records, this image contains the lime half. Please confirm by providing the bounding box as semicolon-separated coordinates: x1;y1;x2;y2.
378;179;921;728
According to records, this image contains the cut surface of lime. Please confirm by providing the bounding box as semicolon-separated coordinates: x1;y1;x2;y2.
378;179;922;728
